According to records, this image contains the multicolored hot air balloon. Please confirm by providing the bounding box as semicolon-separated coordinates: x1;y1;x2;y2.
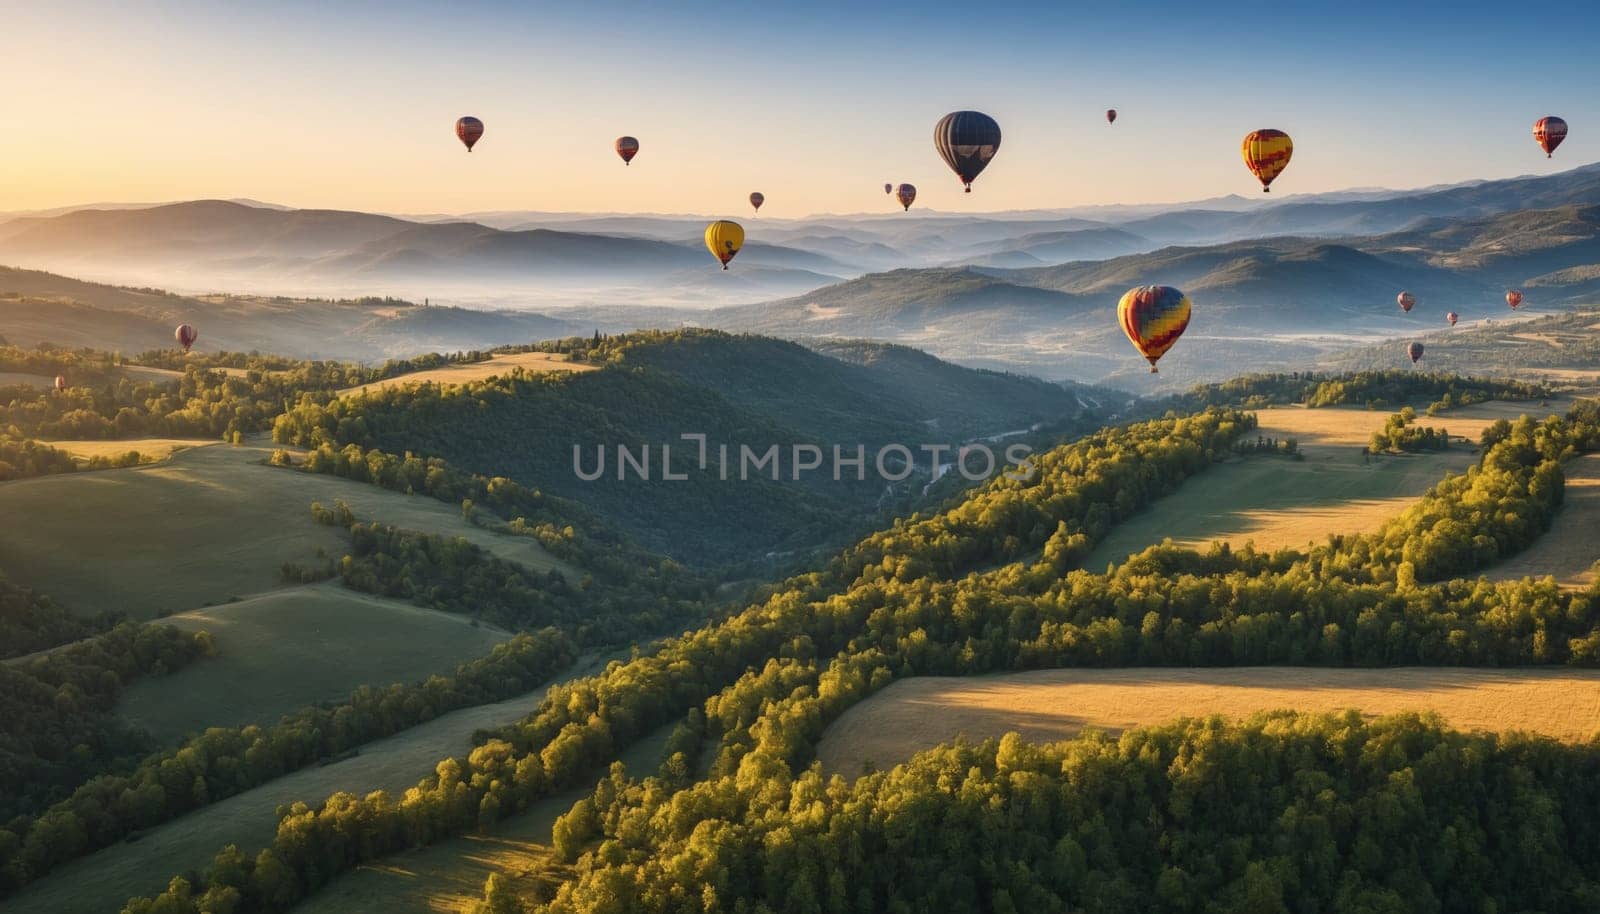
1397;291;1416;313
1106;109;1117;125
1241;129;1293;192
54;376;66;393
1506;290;1524;310
175;324;197;352
895;183;917;212
748;192;764;215
615;136;639;165
704;221;744;270
1534;117;1567;158
1407;341;1425;365
1446;311;1459;327
934;111;1001;192
455;117;484;152
1117;285;1192;373
884;183;892;195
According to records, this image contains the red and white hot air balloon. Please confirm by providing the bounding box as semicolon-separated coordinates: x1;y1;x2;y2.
1397;291;1416;313
1446;312;1459;327
614;136;640;165
1506;290;1524;310
455;116;484;152
1533;117;1567;158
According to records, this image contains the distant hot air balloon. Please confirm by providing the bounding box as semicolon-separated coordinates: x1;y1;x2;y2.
896;183;917;212
615;136;640;165
704;220;744;270
54;375;66;393
749;192;764;214
1446;311;1459;327
175;324;197;352
1397;291;1416;313
934;111;1002;192
1241;129;1293;192
455;117;484;152
1533;117;1567;158
1407;341;1425;365
1106;109;1117;125
1117;285;1192;373
884;183;892;195
1506;290;1524;310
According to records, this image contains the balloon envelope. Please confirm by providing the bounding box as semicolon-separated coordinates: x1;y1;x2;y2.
1397;291;1416;313
1117;285;1192;373
1506;290;1524;310
884;183;892;194
1241;129;1293;192
615;136;639;165
175;324;197;352
704;221;745;270
749;192;764;213
1106;108;1117;124
1446;312;1459;326
1407;342;1425;364
1533;117;1567;158
934;111;1002;192
54;376;65;392
895;183;917;211
455;117;484;152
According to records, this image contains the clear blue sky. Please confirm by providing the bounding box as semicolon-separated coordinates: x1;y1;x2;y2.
3;0;1596;216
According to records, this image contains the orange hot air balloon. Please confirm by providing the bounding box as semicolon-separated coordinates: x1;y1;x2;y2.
455;117;484;152
1241;129;1293;192
615;136;639;165
54;375;66;392
1118;285;1192;373
1533;117;1567;158
175;324;198;352
1407;341;1425;365
1397;291;1416;313
1106;108;1117;125
749;192;764;214
895;183;917;212
1446;311;1459;327
1506;290;1523;310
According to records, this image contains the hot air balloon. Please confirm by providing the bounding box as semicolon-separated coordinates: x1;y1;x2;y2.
1241;129;1293;192
615;136;639;165
1533;117;1567;158
934;110;1002;192
1447;311;1459;327
749;192;764;214
1117;285;1192;373
895;183;917;212
1506;290;1524;310
704;221;744;270
1407;342;1425;364
54;376;66;393
175;324;197;352
455;117;484;152
1106;109;1117;125
1397;291;1416;313
884;183;892;195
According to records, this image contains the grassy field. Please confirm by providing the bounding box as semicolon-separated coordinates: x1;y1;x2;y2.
5;653;612;914
1082;400;1568;567
1488;452;1600;589
0;370;56;388
41;436;217;462
340;352;598;396
816;667;1600;776
119;583;511;743
292;724;676;914
0;441;571;620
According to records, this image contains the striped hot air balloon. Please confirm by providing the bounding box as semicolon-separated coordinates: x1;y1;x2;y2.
1506;290;1524;310
1117;285;1192;373
934;110;1002;192
1397;291;1416;313
455;116;484;152
615;136;639;165
1407;341;1425;365
895;183;917;211
175;324;197;352
1241;129;1293;192
704;220;744;270
1533;117;1567;158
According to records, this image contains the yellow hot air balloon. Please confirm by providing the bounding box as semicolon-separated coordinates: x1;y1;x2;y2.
704;220;745;270
1241;129;1293;192
1117;285;1192;373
